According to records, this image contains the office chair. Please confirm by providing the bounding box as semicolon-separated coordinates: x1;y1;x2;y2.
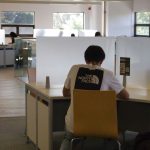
71;89;121;150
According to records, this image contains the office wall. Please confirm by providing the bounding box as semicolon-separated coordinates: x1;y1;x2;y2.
133;0;150;11
36;37;116;86
107;1;134;36
0;2;134;36
0;3;102;32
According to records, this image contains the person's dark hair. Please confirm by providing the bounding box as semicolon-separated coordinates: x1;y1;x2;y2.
9;32;18;43
84;45;105;63
10;32;17;38
95;31;101;37
71;33;75;37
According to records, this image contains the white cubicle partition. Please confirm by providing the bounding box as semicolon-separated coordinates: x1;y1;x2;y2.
0;29;5;44
116;37;150;89
36;37;116;87
33;29;61;38
34;29;79;38
34;29;98;38
78;30;97;37
61;29;78;37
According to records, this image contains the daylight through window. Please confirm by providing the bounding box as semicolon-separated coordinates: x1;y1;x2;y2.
53;13;84;30
134;12;150;37
1;11;35;37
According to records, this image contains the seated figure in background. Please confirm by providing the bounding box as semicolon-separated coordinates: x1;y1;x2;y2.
71;33;75;37
95;31;102;37
9;32;18;44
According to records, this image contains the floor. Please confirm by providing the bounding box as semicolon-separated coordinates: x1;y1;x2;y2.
0;67;26;117
0;67;138;150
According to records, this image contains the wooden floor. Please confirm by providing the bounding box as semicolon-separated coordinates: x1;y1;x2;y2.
0;67;25;117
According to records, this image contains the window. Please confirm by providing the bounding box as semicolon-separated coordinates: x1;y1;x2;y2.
134;12;150;37
53;13;84;30
1;11;35;37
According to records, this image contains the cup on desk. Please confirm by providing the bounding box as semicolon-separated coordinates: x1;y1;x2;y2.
45;76;50;89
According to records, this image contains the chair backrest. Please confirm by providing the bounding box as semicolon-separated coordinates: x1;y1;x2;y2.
73;89;118;139
27;67;36;83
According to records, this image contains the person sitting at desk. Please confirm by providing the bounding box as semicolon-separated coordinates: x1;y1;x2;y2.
9;32;18;44
60;45;129;150
71;33;75;37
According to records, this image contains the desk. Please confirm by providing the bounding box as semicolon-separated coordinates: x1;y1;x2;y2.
118;88;150;132
25;84;150;150
25;83;69;150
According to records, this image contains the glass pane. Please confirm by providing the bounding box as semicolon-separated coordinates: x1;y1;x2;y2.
136;12;150;24
19;27;33;34
53;13;84;30
2;26;16;34
1;11;34;25
136;26;149;36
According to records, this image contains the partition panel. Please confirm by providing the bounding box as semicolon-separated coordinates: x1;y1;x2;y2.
0;29;5;44
36;37;116;87
116;37;150;89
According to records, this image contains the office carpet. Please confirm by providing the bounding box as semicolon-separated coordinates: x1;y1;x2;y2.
0;116;137;150
0;117;34;150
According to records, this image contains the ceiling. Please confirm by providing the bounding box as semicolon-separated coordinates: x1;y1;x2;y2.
0;0;130;4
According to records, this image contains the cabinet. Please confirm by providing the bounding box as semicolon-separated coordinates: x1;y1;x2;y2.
0;50;4;66
37;100;50;150
5;49;15;66
25;83;67;150
0;45;15;67
26;84;52;150
26;93;37;144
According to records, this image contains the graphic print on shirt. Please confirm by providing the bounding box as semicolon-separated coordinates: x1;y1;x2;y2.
74;67;104;90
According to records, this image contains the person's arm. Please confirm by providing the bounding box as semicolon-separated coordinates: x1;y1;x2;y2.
117;88;129;99
63;86;71;97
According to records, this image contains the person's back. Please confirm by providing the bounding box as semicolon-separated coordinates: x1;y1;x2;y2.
60;45;129;150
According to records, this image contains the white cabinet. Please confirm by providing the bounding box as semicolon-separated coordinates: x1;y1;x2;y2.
26;93;37;145
0;47;15;67
38;100;50;150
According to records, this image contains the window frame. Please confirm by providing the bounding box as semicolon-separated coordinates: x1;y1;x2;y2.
1;24;35;37
134;12;150;37
1;11;35;38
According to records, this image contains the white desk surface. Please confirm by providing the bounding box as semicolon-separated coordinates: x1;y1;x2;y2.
26;83;66;100
26;83;150;103
127;87;150;103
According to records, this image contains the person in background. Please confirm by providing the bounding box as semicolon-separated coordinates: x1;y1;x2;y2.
60;45;129;150
95;31;102;37
71;33;75;37
9;32;18;44
9;32;22;68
